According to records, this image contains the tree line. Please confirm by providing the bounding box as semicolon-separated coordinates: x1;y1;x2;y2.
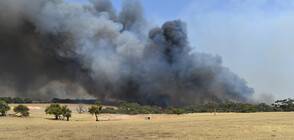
43;98;294;120
100;98;294;114
0;97;33;103
51;98;97;104
2;98;294;121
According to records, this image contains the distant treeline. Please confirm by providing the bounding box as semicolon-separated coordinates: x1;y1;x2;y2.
100;98;294;114
100;101;271;115
0;97;33;103
2;97;294;114
51;98;97;104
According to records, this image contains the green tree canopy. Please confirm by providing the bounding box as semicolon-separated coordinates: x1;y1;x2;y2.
24;98;33;103
45;103;62;119
13;97;24;103
61;105;72;121
0;101;10;116
88;101;103;121
0;97;13;103
14;104;30;116
272;98;294;111
166;106;185;115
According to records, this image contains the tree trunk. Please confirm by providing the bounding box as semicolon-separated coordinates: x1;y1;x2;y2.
1;111;5;116
95;114;98;121
67;117;69;121
55;115;58;120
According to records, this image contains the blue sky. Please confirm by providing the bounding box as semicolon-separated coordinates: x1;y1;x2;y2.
67;0;294;100
67;0;193;22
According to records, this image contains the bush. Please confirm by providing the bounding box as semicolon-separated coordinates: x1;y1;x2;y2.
14;104;30;116
0;101;10;116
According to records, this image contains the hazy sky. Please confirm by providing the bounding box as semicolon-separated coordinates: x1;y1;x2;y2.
68;0;294;100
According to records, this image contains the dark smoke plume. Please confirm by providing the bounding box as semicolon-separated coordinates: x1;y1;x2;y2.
0;0;254;106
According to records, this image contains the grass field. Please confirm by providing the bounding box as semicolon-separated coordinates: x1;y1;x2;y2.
1;104;294;140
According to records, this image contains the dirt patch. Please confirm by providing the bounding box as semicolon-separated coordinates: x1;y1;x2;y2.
28;106;42;110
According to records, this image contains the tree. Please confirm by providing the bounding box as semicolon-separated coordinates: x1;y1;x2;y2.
24;98;33;103
125;103;140;115
45;103;62;119
61;105;72;121
13;97;23;103
118;100;127;110
0;97;13;103
64;111;72;121
272;98;294;111
14;104;30;116
254;103;273;112
100;107;117;114
76;104;87;114
166;106;185;115
88;101;102;121
0;101;10;116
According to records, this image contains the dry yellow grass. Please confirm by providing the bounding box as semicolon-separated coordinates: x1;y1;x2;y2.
1;104;294;140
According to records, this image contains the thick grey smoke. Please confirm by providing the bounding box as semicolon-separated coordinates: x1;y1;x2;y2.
0;0;254;106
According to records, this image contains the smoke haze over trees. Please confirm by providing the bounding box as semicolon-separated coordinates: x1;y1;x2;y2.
0;0;254;106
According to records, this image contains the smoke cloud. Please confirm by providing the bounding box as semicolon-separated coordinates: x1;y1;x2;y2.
0;0;254;106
